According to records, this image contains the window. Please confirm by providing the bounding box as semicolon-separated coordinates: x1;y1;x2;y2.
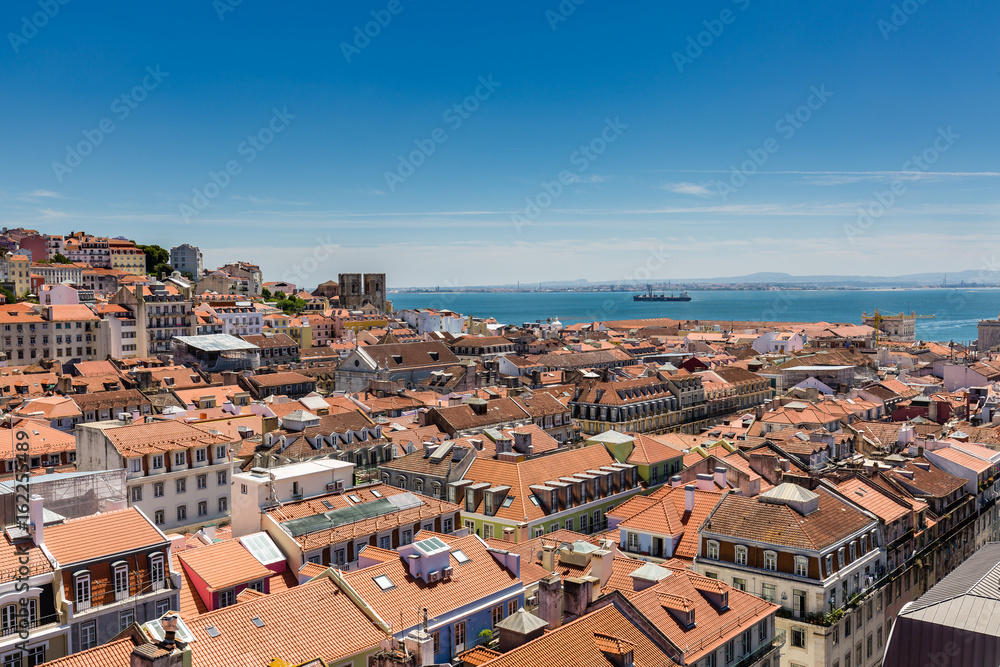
217;470;227;485
508;599;517;617
795;556;808;577
215;445;227;460
761;582;775;602
218;589;235;608
241;484;248;495
154;510;165;525
705;654;716;667
174;452;185;466
75;572;91;610
153;482;163;498
741;629;751;655
866;633;873;658
114;563;129;599
877;626;883;648
402;529;412;545
129;458;142;473
130;486;142;502
725;639;734;663
152;455;164;469
791;627;806;648
452;549;471;564
735;545;748;566
826;554;834;575
176;478;186;494
219;497;228;512
379;535;390;549
151;554;165;590
443;517;453;533
759;619;768;642
764;550;777;571
0;605;14;632
845;616;852;638
26;645;44;667
492;604;503;627
627;532;640;551
196;448;206;462
80;621;97;650
432;632;440;654
732;577;746;591
833;625;839;645
850;542;857;561
120;609;135;631
198;501;208;517
373;575;394;591
564;518;573;531
455;621;466;648
177;505;187;522
707;540;719;559
155;598;170;617
197;474;207;490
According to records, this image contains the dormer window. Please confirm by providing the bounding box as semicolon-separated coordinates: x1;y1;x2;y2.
113;562;129;600
74;571;91;611
174;452;185;466
735;545;748;566
707;540;719;560
764;550;777;571
850;542;857;561
794;556;808;578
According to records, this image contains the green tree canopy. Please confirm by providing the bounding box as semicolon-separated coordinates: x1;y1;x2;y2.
137;244;170;274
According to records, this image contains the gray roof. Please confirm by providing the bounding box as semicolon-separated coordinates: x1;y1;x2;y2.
494;607;548;634
883;543;1000;666
173;334;258;352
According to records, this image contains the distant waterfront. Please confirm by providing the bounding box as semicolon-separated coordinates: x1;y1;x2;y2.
390;288;1000;343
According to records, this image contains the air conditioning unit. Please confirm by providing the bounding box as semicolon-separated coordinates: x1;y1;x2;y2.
326;480;345;492
442;566;454;578
428;570;441;582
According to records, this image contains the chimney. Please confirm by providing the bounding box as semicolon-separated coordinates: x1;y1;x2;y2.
714;466;727;489
684;484;695;512
57;375;72;394
588;549;613;587
695;473;713;492
512;430;532;453
562;576;596;619
28;495;43;547
778;458;790;472
130;613;188;667
670;474;683;488
541;544;557;573
402;610;435;667
537;573;564;629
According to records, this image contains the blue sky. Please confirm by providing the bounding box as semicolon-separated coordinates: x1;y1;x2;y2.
1;0;997;288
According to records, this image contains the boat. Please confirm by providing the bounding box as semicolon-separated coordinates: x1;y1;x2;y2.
633;285;691;302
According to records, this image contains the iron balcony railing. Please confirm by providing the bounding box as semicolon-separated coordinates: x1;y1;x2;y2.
732;629;786;667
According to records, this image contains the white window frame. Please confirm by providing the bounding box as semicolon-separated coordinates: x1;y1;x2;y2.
150;554;165;591
735;545;748;566
764;550;777;571
114;563;129;600
74;572;91;611
707;540;720;560
795;556;808;578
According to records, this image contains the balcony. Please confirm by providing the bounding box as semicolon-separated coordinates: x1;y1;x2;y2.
732;629;785;667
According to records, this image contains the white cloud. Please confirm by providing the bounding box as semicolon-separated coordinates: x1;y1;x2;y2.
21;190;64;200
659;182;713;196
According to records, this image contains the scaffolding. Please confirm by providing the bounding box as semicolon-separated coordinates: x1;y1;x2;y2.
0;469;126;526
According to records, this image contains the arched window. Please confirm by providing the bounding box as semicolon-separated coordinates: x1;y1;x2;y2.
764;550;777;571
414;478;424;493
706;540;720;560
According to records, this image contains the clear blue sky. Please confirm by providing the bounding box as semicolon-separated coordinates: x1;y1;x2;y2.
1;1;997;287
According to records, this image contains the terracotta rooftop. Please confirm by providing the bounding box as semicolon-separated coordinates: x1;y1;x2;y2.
178;539;274;592
44;507;167;565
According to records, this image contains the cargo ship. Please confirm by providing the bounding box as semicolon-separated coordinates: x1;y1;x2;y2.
633;285;691;302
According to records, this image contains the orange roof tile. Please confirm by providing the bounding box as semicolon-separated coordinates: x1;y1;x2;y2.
178;540;274;592
44;508;167;564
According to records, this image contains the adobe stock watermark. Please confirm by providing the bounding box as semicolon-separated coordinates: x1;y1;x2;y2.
341;0;415;63
545;0;585;31
213;0;245;21
512;116;628;234
714;84;833;201
178;107;295;223
843;126;959;244
583;244;672;322
383;75;501;192
8;0;70;53
283;234;338;287
51;65;169;183
878;0;930;40
672;0;751;73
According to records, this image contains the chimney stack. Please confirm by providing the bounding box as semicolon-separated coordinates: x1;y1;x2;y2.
684;484;695;513
714;466;727;489
537;574;564;630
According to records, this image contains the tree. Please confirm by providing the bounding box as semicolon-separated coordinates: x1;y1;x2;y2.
261;288;272;299
137;244;170;274
181;270;194;281
276;295;307;315
152;262;173;277
274;291;287;301
0;286;16;304
51;253;72;264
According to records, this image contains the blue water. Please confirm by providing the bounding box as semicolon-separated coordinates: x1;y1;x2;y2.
390;289;1000;343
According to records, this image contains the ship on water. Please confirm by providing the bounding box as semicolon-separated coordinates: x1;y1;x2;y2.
633;284;691;302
